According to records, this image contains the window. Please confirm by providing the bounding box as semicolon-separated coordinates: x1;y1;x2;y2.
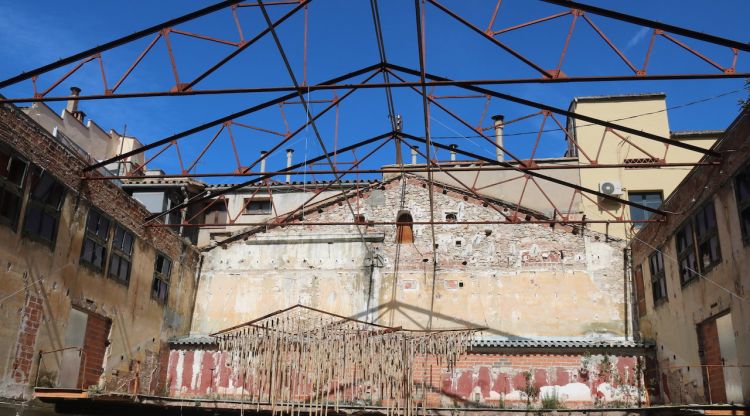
108;224;134;285
23;169;65;246
648;251;667;303
0;148;27;229
734;165;750;243
204;200;227;224
396;210;413;244
354;214;366;224
628;191;663;228
244;198;272;215
675;200;722;286
445;212;457;223
152;253;172;303
694;202;721;271
81;208;110;270
675;222;698;285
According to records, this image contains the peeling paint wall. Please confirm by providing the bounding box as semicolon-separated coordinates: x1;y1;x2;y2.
0;103;200;399
192;176;627;338
166;347;642;408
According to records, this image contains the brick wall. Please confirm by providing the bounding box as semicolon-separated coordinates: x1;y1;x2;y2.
10;293;43;384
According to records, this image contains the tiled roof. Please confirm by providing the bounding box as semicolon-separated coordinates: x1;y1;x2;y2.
169;335;217;346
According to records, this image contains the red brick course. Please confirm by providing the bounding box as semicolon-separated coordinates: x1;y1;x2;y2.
11;294;43;383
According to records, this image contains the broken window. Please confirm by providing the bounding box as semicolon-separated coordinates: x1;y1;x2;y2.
648;251;667;304
244;197;272;215
694;201;721;271
204;200;228;224
23;169;65;247
675;222;698;285
0;147;27;230
445;212;457;223
735;164;750;243
108;224;134;285
152;253;172;303
396;210;413;244
81;208;110;270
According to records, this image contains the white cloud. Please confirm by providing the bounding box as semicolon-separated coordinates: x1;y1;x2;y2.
625;27;650;50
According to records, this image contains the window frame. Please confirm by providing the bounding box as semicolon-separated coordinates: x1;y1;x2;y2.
203;199;228;225
108;223;134;285
648;251;668;304
80;207;111;271
151;252;172;303
694;201;722;272
0;146;29;231
22;168;66;248
675;220;699;286
243;197;273;215
628;191;663;228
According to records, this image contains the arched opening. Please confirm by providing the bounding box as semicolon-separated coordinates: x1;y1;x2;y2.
396;210;413;244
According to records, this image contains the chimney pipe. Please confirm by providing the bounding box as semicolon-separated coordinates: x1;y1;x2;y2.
449;144;457;162
66;87;81;113
411;146;418;165
286;149;294;183
492;115;505;162
260;150;268;173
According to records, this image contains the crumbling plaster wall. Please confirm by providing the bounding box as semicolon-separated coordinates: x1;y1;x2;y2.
193;176;626;339
0;103;200;399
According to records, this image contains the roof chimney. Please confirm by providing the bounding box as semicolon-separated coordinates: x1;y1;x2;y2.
286;149;294;183
260;150;268;173
66;87;86;123
449;144;457;162
492;115;505;162
410;146;419;165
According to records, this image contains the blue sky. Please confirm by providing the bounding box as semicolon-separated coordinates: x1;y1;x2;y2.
1;0;748;183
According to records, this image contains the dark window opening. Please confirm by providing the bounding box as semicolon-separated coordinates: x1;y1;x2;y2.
445;212;457;223
354;214;366;224
628;191;663;228
735;164;750;243
695;201;721;271
81;208;110;270
23;169;65;247
152;253;172;303
648;251;667;303
244;198;272;215
0;148;28;229
108;224;134;285
396;210;413;244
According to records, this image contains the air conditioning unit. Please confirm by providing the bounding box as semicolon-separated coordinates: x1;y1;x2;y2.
599;181;623;196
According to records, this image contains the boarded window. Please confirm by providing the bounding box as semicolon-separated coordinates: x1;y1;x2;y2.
152;253;172;303
396;210;413;244
244;198;272;215
23;169;65;247
0;147;27;230
204;200;228;224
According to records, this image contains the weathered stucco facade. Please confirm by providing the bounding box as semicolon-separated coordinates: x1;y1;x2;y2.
0;102;200;399
630;109;750;405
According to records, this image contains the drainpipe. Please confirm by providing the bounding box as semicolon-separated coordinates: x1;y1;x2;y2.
285;149;294;183
260;150;268;173
449;144;457;162
492;114;505;162
410;146;418;165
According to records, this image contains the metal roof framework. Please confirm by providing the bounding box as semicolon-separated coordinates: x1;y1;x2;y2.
0;0;746;231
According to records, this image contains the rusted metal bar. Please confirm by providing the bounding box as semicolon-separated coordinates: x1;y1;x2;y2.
0;0;249;89
539;0;750;52
493;11;571;35
386;62;721;157
149;219;664;228
83;161;718;180
82;62;382;172
5;72;750;104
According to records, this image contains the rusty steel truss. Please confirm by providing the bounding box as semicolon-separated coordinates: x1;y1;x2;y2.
1;0;747;231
